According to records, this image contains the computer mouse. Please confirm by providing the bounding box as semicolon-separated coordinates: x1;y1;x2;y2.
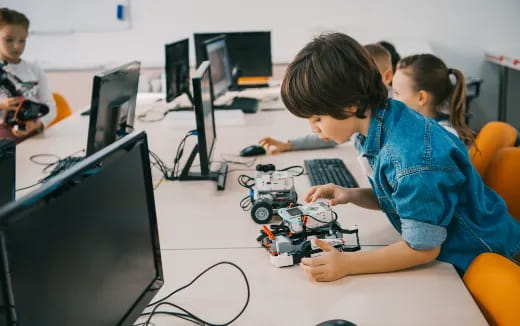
239;144;266;157
315;319;356;326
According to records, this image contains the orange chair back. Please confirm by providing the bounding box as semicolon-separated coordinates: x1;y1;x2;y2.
463;252;520;326
484;147;520;221
469;122;518;178
48;92;72;127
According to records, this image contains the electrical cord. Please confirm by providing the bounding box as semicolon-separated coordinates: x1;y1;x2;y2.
237;174;255;189
305;210;338;226
278;165;305;176
170;129;197;180
139;261;250;326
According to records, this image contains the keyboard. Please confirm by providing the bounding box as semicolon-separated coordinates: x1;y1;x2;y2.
41;156;84;182
215;97;259;113
304;158;359;188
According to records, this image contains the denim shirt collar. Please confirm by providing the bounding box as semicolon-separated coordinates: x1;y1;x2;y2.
356;105;387;157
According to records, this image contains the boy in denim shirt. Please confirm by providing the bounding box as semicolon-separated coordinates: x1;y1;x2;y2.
281;33;520;282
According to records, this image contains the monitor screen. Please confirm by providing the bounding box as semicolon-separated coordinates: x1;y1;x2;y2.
86;61;141;156
0;131;163;326
194;31;272;77
165;38;190;103
203;36;232;98
0;139;15;206
192;61;216;176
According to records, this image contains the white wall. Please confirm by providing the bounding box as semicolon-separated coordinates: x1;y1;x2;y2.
11;0;520;129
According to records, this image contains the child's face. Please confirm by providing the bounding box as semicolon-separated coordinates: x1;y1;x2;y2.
307;109;362;143
392;69;422;111
0;24;28;63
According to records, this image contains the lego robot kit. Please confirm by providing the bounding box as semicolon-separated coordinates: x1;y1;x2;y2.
256;201;360;267
238;164;361;267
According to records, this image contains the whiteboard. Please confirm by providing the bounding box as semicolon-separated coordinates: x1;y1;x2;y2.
3;0;130;33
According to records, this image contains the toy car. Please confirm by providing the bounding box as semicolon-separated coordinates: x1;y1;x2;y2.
249;164;298;224
256;202;360;268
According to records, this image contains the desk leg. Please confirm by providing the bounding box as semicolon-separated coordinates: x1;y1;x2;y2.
498;66;509;121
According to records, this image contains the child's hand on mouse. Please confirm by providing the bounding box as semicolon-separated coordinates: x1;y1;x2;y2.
258;137;292;154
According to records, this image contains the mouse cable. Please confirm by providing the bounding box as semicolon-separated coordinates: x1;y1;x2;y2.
139;261;250;326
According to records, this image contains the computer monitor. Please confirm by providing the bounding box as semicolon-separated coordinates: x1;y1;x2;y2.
194;31;272;77
203;35;233;98
0;139;15;206
179;61;228;190
0;131;163;325
86;61;140;156
165;38;192;104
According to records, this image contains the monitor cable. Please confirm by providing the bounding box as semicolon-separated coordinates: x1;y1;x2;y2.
136;261;250;326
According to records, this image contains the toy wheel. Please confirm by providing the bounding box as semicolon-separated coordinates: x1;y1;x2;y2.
251;201;273;224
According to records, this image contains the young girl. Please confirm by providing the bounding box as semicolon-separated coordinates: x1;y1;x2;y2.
281;32;520;282
258;43;394;154
392;54;475;145
0;8;56;142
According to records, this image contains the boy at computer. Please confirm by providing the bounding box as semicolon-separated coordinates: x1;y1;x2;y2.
0;8;56;141
280;32;520;282
259;43;393;154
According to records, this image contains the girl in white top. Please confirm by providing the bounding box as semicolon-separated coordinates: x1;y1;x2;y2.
392;53;475;146
0;8;56;141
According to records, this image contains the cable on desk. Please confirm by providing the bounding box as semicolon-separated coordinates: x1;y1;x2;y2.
138;261;250;326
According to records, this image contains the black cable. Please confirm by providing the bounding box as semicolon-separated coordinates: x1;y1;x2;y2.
15;182;41;192
149;150;171;179
170;129;197;180
239;195;253;211
305;210;338;227
29;153;60;166
278;165;305;176
141;261;250;326
237;175;255;189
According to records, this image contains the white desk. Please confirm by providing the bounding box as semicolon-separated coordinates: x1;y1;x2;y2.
134;248;487;326
13;97;487;325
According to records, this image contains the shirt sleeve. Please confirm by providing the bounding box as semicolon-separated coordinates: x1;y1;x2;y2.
391;169;466;249
289;133;337;151
35;64;57;128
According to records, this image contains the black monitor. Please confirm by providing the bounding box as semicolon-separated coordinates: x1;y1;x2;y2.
165;38;193;105
194;31;272;77
0;139;15;206
0;131;163;325
179;61;228;190
86;61;140;156
203;35;233;98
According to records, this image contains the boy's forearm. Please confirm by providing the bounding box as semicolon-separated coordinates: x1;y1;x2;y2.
342;241;440;275
349;187;380;210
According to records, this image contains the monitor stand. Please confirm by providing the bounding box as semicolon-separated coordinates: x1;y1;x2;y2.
176;144;228;190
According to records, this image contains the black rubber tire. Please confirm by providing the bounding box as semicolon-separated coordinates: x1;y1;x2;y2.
251;201;273;224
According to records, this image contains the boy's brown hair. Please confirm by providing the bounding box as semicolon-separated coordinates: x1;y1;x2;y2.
281;33;388;120
0;8;30;30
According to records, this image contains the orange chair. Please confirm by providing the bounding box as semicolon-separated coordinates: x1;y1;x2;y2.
463;252;520;326
469;122;518;178
48;92;72;128
484;147;520;221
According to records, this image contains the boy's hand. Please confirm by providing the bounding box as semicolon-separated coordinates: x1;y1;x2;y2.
258;137;292;154
304;183;351;206
12;120;44;138
0;97;22;111
300;239;350;282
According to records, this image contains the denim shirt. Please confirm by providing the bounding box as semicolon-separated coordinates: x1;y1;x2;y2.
355;99;520;273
